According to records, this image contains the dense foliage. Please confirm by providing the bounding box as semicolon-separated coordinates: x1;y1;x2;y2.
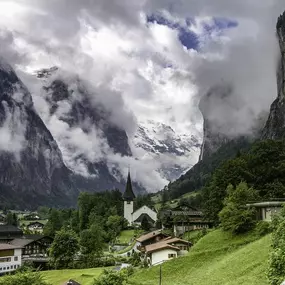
93;268;135;285
203;140;285;222
167;137;252;200
219;183;258;234
268;207;285;285
49;229;79;269
0;271;50;285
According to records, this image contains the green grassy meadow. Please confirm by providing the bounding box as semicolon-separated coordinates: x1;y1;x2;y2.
130;229;271;285
41;267;107;285
117;230;136;244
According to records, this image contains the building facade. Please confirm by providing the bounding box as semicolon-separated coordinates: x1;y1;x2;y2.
0;244;22;274
123;171;157;226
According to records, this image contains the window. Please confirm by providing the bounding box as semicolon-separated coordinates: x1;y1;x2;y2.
7;267;9;270
0;258;11;263
14;256;18;261
168;254;176;258
0;268;2;271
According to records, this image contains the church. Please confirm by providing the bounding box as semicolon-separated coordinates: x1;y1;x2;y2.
123;171;157;226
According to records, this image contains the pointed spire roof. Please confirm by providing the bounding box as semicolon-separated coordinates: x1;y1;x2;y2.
123;170;136;201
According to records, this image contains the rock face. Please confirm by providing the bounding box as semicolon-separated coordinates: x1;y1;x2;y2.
262;12;285;139
36;68;134;193
198;85;232;160
0;61;78;209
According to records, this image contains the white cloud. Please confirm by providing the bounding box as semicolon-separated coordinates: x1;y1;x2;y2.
0;0;284;191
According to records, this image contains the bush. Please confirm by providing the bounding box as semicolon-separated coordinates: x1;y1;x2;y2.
0;271;50;285
254;221;272;237
93;267;135;285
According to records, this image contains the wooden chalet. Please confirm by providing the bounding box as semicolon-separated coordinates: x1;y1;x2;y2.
0;225;23;242
161;205;210;236
135;229;169;252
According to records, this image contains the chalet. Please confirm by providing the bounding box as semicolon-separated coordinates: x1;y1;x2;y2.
0;225;23;242
145;237;191;266
161;205;210;236
10;235;53;258
27;222;45;233
246;201;284;221
135;229;169;252
23;213;40;221
0;243;22;274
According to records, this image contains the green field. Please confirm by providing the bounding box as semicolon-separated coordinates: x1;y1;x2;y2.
41;267;107;285
130;229;271;285
117;230;136;244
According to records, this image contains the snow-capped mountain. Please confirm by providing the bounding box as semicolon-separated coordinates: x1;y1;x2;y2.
132;120;201;181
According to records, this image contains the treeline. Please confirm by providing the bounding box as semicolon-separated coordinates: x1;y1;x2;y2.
203;139;285;222
44;190;130;269
166;137;252;200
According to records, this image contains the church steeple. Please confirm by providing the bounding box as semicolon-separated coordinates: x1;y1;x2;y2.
123;170;136;201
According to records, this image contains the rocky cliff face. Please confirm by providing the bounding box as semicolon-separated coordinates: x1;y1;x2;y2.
36;68;135;193
262;12;285;139
199;85;232;160
0;61;78;209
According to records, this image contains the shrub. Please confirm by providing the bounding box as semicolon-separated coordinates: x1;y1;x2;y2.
254;221;272;237
0;271;50;285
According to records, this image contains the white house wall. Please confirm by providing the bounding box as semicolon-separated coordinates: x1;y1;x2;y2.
150;249;178;266
0;248;22;274
132;206;157;223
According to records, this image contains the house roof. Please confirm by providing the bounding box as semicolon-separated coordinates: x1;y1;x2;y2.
10;235;51;247
27;222;45;227
133;213;155;224
122;171;136;201
145;242;180;254
10;238;35;247
0;243;22;250
246;201;284;208
136;230;167;243
0;225;22;233
145;237;191;254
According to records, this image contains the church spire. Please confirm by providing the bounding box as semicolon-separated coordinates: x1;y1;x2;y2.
123;169;136;201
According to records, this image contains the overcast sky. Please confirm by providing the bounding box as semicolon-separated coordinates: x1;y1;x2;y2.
0;0;284;191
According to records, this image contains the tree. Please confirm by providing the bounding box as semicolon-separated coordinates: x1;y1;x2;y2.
106;215;128;243
44;209;62;237
219;182;258;234
5;211;18;226
49;229;79;269
80;224;104;257
93;268;134;285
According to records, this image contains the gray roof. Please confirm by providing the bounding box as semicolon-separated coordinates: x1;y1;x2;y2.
0;243;22;250
10;238;35;247
246;201;284;208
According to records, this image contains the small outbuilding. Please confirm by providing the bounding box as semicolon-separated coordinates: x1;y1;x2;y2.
246;201;284;221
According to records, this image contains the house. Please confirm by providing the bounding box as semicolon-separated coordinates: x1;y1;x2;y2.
145;237;191;266
246;201;284;221
0;243;22;274
27;222;45;233
0;225;23;243
23;213;40;221
123;171;157;226
135;229;169;252
161;205;210;236
0;214;6;225
10;235;53;258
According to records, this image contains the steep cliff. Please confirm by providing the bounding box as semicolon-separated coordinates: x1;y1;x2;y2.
262;11;285;139
0;61;78;209
199;85;232;160
36;68;136;193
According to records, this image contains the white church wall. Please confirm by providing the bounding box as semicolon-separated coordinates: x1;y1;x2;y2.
124;201;134;225
132;206;157;223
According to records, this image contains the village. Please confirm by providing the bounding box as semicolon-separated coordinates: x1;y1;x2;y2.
0;171;283;285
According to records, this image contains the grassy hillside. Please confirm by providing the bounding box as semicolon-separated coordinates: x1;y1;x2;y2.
41;267;107;285
130;230;271;285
